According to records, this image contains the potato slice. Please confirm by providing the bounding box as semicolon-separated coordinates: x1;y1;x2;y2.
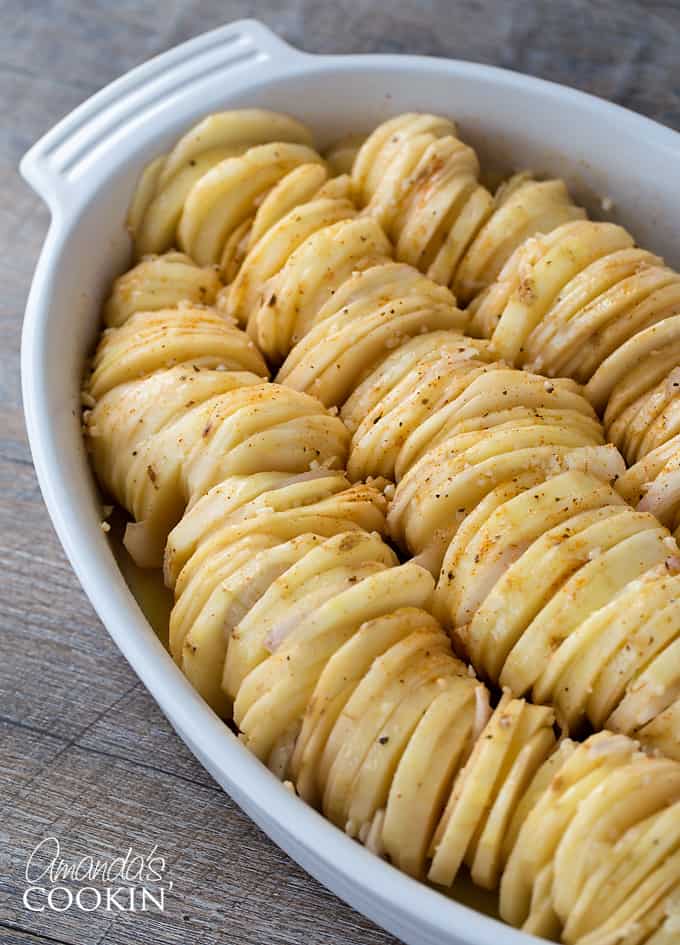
632;382;680;460
609;367;680;464
522;861;562;940
567;802;680;940
589;585;680;727
87;368;257;507
277;299;466;408
545;564;680;728
252;217;391;363
291;608;428;805
165;471;342;584
352;113;456;205
428;694;554;887
315;260;458;328
470;724;556;890
434;471;548;641
87;306;268;399
394;363;504;477
135;146;252;258
178;142;323;265
557;272;680;386
225;531;397;699
618;433;680;504
382;675;479;878
104;252;223;328
170;531;280;658
426;180;493;289
634;458;680;533
393;136;480;268
587;313;680;412
489;221;633;363
171;479;385;599
502;738;577;867
344;333;488;481
447;471;621;630
455;175;584;304
127;154;166;236
317;620;446;801
166;472;382;588
181;383;348;504
249;162;330;246
159;110;313;188
325;134;364;175
522;248;662;374
565;851;680;945
178;533;320;715
389;428;623;568
342;331;486;431
397;367;599;478
635;699;680;760
466;233;546;340
85;368;265;568
608;634;680;735
323;632;461;831
499;732;637;927
606;350;680;442
227;194;354;327
552;757;680;922
129;109;314;257
234;560;435;760
462;504;631;679
502;520;672;699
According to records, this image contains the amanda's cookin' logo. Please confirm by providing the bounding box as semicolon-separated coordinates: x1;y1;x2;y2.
23;837;172;914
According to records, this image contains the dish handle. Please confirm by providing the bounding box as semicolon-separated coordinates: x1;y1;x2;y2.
19;19;305;215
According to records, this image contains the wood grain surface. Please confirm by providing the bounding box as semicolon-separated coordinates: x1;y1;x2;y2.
2;2;679;943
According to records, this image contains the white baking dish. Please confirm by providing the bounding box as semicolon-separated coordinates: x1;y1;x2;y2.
20;19;680;945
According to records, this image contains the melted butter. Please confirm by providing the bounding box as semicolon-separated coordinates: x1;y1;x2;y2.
447;868;500;918
108;511;173;649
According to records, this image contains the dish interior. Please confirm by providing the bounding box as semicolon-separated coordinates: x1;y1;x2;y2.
27;44;680;945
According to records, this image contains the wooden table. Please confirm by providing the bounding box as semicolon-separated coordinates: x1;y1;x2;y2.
2;3;679;943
